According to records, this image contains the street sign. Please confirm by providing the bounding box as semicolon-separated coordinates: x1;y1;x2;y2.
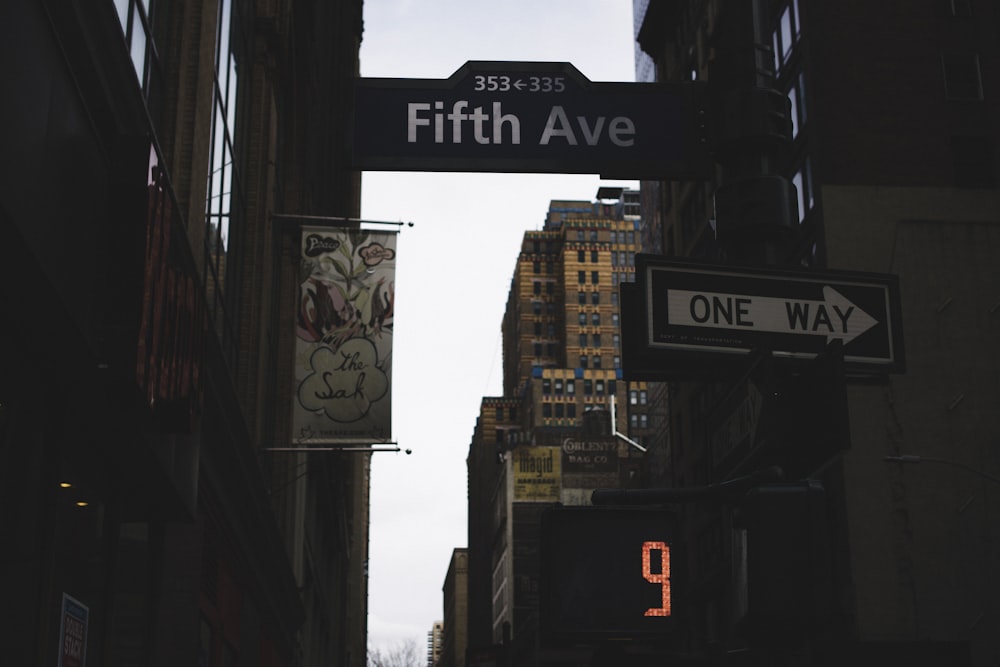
539;507;677;643
639;257;905;374
352;61;712;178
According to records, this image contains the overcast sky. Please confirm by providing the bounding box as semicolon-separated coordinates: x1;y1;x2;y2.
358;0;640;650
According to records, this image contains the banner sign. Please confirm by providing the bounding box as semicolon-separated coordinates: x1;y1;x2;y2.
292;227;396;444
513;446;561;501
353;61;711;179
58;593;88;667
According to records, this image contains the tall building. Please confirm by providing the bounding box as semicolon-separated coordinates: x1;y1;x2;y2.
634;0;1000;664
440;549;469;667
2;1;368;665
427;620;444;666
466;191;657;665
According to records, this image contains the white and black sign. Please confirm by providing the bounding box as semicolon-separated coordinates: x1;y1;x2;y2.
635;257;905;374
353;61;711;178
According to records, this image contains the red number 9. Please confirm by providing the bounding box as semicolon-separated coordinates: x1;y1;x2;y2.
641;541;671;617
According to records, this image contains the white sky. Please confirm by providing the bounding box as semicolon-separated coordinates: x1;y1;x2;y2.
358;0;640;650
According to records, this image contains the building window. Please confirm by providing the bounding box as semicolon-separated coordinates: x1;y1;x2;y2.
580;354;588;368
579;334;588;347
943;52;984;100
568;404;577;419
630;390;638;405
115;0;156;100
578;291;587;305
543;404;552;418
555;404;565;418
593;356;602;369
640;390;648;405
611;292;619;307
592;334;602;347
584;380;593;396
555;379;563;394
566;380;576;395
591;292;600;305
534;343;543;357
497;407;504;421
612;313;620;328
542;379;551;394
772;0;802;74
578;250;586;262
532;301;542;315
596;380;605;394
591;313;601;326
591;271;600;284
578;271;586;284
613;355;621;368
204;0;249;365
579;312;587;325
792;158;815;222
533;282;542;295
495;428;503;445
613;334;620;348
591;250;599;262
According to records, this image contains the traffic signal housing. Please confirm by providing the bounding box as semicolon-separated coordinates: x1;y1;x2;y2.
738;481;832;640
539;506;677;645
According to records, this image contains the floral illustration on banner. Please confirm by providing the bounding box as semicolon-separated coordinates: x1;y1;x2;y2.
296;230;395;347
295;229;395;428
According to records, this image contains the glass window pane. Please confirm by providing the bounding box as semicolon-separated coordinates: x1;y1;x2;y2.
129;5;147;84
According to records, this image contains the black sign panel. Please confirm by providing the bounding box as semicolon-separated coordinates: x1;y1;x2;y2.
353;61;711;178
638;257;905;374
540;507;676;643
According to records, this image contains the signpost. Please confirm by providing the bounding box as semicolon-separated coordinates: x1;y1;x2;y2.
637;256;905;375
352;61;712;178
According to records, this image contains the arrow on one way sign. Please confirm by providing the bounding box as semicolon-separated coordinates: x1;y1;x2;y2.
667;286;879;344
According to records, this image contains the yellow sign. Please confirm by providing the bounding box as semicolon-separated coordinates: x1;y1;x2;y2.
513;446;561;501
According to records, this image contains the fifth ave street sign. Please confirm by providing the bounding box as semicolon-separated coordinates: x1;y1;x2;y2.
352;61;712;178
642;258;905;373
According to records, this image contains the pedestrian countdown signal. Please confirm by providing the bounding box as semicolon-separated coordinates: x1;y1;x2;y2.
540;507;676;643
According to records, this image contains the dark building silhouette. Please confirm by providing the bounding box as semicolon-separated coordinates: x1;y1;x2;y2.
633;0;1000;665
2;1;368;665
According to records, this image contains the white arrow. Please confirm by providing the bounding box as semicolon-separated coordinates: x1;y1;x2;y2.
666;286;878;344
513;79;526;90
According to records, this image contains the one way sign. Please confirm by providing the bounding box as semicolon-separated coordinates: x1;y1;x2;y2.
639;258;905;374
